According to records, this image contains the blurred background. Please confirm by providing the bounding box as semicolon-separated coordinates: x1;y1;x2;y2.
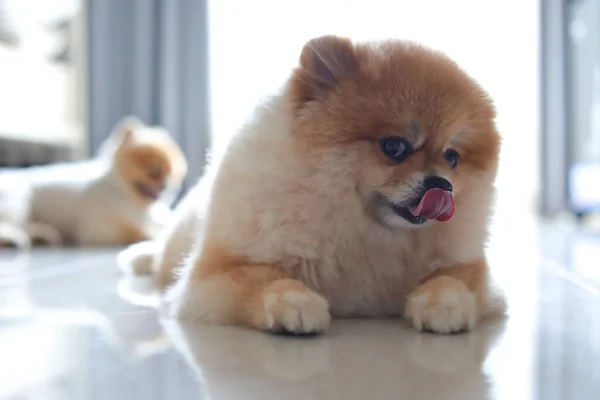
0;0;594;220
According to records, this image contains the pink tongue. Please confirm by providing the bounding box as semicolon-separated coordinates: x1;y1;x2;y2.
409;188;455;222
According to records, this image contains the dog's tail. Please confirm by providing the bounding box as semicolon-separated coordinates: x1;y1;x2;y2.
117;241;157;276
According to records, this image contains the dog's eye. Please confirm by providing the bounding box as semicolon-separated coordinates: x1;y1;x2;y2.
444;149;459;169
379;137;411;162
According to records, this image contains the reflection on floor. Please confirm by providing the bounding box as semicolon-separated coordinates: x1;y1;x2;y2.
0;216;598;399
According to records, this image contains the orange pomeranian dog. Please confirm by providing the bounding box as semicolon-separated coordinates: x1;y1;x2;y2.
119;35;505;335
0;117;187;248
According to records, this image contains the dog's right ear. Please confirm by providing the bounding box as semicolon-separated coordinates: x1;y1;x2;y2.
290;35;358;106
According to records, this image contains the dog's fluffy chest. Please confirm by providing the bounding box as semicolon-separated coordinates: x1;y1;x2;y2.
275;221;436;317
216;184;437;317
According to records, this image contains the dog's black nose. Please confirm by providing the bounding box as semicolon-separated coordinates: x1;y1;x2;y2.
424;176;453;192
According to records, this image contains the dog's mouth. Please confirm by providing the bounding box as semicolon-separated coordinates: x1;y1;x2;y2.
380;186;455;226
406;188;455;222
134;182;161;201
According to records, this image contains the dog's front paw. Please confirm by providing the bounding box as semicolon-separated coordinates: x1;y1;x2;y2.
262;279;331;335
405;276;477;334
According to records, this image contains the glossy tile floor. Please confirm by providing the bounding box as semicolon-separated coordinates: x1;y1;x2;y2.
0;210;599;399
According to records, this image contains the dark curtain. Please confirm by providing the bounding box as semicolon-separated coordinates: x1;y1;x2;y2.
87;0;211;188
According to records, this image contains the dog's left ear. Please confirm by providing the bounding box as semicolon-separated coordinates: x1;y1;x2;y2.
96;116;144;158
290;35;358;106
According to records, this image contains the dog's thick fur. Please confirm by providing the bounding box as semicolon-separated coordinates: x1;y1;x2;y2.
120;36;505;334
0;117;187;247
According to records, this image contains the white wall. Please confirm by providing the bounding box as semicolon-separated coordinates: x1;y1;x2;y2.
209;0;540;208
0;0;84;149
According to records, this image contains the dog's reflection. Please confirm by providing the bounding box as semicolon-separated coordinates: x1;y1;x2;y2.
165;318;506;400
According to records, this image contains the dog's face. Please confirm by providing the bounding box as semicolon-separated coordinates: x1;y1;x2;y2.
289;36;500;229
111;120;187;206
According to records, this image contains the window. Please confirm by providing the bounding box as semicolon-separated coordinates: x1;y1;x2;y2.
0;0;86;159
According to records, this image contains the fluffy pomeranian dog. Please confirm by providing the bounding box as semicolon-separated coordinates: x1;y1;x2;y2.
0;117;187;248
120;35;504;334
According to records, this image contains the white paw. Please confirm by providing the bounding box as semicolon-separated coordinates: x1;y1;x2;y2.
117;241;155;275
405;277;477;334
263;289;331;334
0;222;30;249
